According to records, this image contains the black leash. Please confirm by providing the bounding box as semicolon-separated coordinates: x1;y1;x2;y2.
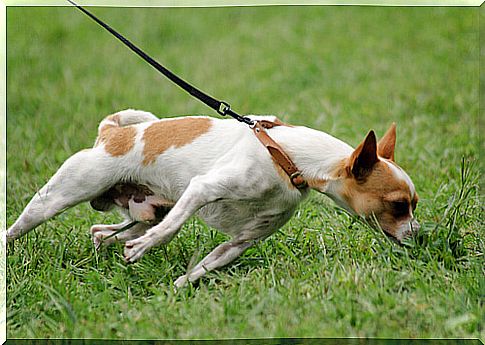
67;0;254;126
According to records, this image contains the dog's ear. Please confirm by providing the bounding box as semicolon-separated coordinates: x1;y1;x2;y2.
349;130;379;180
377;122;396;161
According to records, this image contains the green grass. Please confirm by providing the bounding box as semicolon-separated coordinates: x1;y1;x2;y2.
6;5;483;339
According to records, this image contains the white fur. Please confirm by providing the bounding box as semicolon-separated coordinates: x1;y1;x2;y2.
384;160;416;197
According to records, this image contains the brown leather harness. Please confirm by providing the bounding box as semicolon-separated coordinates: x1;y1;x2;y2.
252;120;307;190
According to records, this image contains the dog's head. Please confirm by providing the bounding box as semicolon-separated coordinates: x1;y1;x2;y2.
335;123;419;242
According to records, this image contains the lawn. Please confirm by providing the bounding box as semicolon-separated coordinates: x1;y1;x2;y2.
6;5;483;339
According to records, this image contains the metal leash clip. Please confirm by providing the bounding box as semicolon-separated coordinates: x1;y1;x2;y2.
217;101;231;116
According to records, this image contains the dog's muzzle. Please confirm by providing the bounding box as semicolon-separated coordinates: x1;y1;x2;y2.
410;218;420;234
400;218;420;239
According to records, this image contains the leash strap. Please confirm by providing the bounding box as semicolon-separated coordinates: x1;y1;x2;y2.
66;0;253;126
253;121;308;189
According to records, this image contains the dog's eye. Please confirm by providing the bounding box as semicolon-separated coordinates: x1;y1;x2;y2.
391;200;409;217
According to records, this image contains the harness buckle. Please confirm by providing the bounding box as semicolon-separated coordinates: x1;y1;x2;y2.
290;171;308;189
218;101;231;116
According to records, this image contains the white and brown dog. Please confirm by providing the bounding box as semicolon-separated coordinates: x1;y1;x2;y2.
7;109;419;288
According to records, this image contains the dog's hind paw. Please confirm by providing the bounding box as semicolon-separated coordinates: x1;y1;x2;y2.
92;232;111;250
6;225;22;242
174;275;188;289
90;226;118;250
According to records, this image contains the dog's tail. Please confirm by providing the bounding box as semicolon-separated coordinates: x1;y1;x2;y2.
99;109;158;130
95;109;159;146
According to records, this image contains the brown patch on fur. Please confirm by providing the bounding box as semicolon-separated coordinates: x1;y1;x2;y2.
142;117;212;165
94;113;124;148
340;160;413;238
342;161;410;212
98;124;116;138
97;126;137;156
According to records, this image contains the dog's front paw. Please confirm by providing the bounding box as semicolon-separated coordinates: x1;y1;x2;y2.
124;236;154;263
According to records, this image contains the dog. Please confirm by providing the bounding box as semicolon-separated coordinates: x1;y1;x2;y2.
7;109;419;288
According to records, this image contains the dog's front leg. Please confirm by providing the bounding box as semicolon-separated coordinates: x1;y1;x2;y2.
123;173;228;263
174;238;256;288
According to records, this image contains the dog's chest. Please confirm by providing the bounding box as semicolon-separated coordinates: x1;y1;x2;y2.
197;186;305;238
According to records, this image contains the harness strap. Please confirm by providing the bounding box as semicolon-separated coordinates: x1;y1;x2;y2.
252;120;308;190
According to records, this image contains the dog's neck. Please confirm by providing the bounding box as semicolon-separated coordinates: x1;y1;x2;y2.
270;125;354;200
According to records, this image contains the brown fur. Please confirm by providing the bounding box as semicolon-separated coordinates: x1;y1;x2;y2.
337;124;417;238
97;125;137;157
340;160;414;237
142;117;212;165
377;123;396;161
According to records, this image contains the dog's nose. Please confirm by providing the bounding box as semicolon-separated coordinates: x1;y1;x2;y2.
410;218;420;234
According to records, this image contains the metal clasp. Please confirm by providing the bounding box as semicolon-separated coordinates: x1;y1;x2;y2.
218;101;231;116
290;171;308;189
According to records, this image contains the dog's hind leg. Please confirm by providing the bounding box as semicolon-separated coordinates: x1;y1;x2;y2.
91;221;150;249
173;237;257;288
7;149;116;241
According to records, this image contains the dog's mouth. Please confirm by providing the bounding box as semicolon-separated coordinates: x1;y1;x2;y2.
364;214;420;244
383;230;403;244
383;219;420;244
